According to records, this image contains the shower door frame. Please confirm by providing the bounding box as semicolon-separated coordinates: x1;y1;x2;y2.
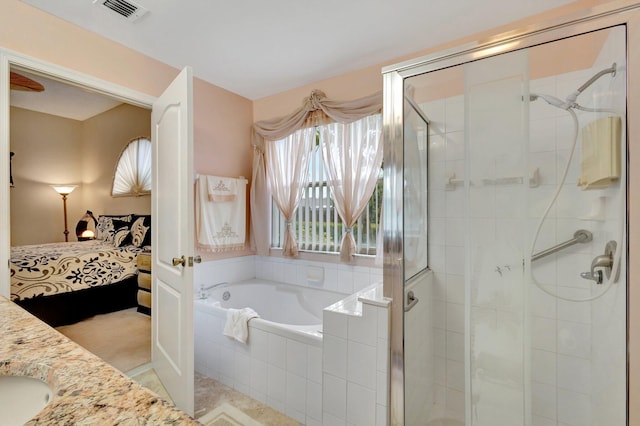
382;1;640;424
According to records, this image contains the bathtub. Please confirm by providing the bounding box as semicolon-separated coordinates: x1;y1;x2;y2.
194;278;348;424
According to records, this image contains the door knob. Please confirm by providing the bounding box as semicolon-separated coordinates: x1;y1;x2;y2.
172;256;186;267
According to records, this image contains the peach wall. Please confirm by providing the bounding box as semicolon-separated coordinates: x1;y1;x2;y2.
2;0;255;258
253;0;618;121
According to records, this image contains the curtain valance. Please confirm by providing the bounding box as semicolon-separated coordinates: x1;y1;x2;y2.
250;90;382;257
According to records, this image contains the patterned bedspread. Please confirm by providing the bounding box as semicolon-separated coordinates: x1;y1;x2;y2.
10;240;144;301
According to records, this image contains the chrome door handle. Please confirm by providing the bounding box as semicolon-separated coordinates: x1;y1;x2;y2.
172;256;186;267
404;290;419;312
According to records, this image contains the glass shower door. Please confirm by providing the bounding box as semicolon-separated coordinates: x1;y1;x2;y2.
397;24;628;426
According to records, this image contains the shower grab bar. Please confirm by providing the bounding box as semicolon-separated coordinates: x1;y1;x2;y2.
445;168;540;191
532;229;592;262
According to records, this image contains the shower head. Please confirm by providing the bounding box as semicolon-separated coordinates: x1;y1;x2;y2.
529;93;571;110
529;63;617;111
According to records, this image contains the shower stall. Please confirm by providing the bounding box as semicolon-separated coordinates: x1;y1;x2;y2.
382;3;639;425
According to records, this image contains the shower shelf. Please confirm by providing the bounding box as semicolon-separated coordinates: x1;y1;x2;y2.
445;168;540;190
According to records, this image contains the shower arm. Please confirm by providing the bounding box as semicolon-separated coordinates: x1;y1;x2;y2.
531;229;593;262
565;63;617;105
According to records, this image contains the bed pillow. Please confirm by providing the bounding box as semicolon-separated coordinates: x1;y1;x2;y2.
110;219;132;247
96;214;132;242
130;215;151;248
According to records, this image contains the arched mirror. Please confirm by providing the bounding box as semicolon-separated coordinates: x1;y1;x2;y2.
111;137;151;197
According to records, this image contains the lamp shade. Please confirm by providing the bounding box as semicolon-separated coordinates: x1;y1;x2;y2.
50;184;78;195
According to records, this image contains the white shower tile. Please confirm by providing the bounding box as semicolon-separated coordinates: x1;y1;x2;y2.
234;352;252;387
556;253;592;289
434;301;447;331
445;186;465;219
532;382;557;420
324;309;348;339
267;333;286;369
376;404;388;426
353;270;370;293
323;412;347;426
429;244;446;274
286;339;308;377
430;190;446;218
557;288;591;323
323;266;339;292
430;217;446;245
348;340;377;390
337;268;355;294
532;316;557;352
376;370;388;406
557;388;591;426
530;284;557;319
286;372;307;413
249;328;269;362
445;131;465;161
446;359;464;391
377;306;389;340
348;311;377;347
445;95;465;133
267;364;286;403
306;380;322;421
323;334;347;379
429;133;447;164
445;217;465;247
445;246;464;275
323;373;347;420
434;356;446;385
250;358;268;395
529;117;556;152
446;302;464;334
434;328;446;357
346;382;376;426
557;320;591;359
446;274;465;304
532;349;556;385
532;415;557;426
307;345;322;383
446;331;464;363
557;354;591;394
420;99;445;134
377;338;389;373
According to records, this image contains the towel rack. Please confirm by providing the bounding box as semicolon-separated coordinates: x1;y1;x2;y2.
531;229;592;262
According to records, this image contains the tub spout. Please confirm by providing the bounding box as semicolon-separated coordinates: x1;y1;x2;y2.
199;282;228;299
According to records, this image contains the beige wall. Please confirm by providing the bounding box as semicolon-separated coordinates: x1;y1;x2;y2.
10;104;152;245
81;103;151;217
2;0;254;256
9;107;83;245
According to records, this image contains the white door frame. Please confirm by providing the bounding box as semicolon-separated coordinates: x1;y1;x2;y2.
0;49;156;298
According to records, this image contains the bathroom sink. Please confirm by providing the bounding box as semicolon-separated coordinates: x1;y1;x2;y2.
0;375;53;425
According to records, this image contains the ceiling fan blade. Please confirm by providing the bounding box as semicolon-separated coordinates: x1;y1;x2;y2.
10;72;45;92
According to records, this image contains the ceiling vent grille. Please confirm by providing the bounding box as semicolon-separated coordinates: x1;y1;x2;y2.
95;0;149;22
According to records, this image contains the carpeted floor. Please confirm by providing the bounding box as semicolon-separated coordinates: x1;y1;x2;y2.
55;307;151;373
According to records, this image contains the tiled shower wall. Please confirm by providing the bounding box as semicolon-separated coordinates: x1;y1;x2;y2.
421;28;626;425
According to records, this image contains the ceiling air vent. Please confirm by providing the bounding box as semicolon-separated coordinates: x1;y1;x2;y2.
94;0;149;22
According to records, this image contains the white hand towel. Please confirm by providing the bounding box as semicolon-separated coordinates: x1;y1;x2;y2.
223;307;259;343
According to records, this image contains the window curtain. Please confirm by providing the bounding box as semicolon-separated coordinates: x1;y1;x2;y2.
251;90;382;256
320;114;383;262
265;126;315;257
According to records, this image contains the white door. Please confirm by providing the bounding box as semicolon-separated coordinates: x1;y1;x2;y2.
151;67;194;416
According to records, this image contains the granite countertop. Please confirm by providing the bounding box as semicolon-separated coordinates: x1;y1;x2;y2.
0;296;200;425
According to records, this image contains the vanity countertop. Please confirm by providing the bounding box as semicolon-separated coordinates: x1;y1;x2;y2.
0;296;200;425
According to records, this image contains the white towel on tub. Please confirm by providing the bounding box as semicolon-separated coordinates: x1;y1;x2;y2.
223;307;259;343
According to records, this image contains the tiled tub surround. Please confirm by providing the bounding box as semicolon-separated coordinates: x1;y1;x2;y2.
195;279;345;425
0;296;197;425
322;285;390;426
194;256;386;426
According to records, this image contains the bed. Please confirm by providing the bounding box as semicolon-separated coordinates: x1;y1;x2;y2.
10;214;151;326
